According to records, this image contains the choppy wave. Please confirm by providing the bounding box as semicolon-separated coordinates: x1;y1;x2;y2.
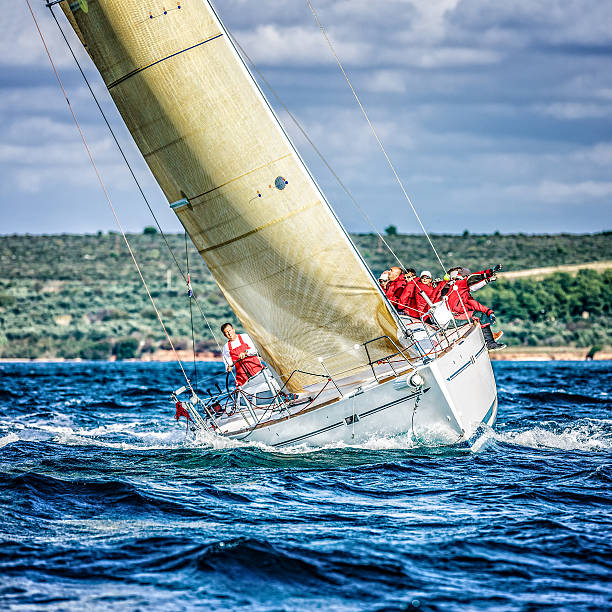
1;360;611;610
2;416;610;456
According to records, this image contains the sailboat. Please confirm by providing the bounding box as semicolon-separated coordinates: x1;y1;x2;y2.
56;0;497;448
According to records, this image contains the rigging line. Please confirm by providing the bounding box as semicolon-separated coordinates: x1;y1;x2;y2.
26;0;194;391
47;5;224;354
227;31;406;271
185;231;198;391
305;0;447;274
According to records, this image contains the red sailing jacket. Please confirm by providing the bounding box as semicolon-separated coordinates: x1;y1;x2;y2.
432;280;447;303
446;278;492;320
434;269;490;305
229;334;263;386
414;279;435;318
385;276;407;310
398;281;419;318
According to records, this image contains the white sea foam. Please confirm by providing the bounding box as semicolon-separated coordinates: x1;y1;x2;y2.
3;411;610;454
495;419;612;452
0;418;192;451
0;432;19;448
191;428;440;453
51;426;189;450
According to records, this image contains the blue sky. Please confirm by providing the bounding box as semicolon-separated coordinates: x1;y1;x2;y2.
1;0;611;235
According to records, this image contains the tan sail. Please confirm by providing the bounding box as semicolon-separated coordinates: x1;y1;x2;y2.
61;0;401;391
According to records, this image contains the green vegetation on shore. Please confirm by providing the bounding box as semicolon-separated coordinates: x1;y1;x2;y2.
0;232;610;359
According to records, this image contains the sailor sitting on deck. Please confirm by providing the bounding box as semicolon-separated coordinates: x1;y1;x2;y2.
397;268;418;317
413;270;436;321
221;323;264;387
383;266;407;310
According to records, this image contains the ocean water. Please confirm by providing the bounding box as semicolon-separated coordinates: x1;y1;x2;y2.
0;360;610;611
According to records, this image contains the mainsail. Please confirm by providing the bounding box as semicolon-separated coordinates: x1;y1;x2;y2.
61;0;401;390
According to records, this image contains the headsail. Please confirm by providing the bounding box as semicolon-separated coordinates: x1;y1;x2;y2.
61;0;401;391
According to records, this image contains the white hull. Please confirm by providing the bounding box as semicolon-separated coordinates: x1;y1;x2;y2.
223;324;497;449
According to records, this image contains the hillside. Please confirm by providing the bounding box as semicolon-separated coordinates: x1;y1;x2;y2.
0;232;610;359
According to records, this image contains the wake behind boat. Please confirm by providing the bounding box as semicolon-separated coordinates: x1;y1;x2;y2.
46;0;499;449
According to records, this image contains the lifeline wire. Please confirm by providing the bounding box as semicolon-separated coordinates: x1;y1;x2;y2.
305;0;447;274
228;32;406;271
25;0;194;391
48;4;223;354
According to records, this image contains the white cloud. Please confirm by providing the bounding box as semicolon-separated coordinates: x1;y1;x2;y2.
596;88;612;101
233;24;368;66
362;70;406;94
409;47;501;68
535;180;612;202
534;102;612;120
1;3;75;68
571;142;612;166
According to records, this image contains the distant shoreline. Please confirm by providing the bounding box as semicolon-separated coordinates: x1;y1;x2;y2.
488;347;611;361
1;347;610;363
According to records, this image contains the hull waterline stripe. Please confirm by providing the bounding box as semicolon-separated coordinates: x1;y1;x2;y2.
464;397;498;448
483;396;497;426
358;389;425;419
271;389;427;447
447;359;472;381
272;420;345;447
448;339;487;381
107;33;224;89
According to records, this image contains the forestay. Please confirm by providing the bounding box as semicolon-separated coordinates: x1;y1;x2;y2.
61;0;401;391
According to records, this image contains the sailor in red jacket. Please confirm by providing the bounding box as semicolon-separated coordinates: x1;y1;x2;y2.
383;266;407;311
397;268;419;318
432;266;462;302
413;271;436;320
446;268;505;351
221;322;264;386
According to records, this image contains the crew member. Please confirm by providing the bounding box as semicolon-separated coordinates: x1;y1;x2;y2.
378;271;389;291
414;270;436;320
398;268;419;318
221;322;264;386
434;265;499;301
446;268;506;351
432;266;462;302
384;266;406;311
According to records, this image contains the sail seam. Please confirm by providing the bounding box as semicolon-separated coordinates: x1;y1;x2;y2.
198;201;319;254
107;32;224;89
189;153;293;202
229;34;408;272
